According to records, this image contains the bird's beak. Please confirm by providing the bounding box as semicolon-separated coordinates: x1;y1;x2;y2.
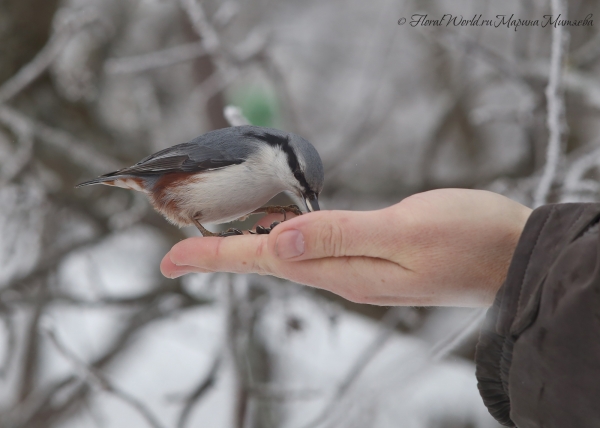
304;194;320;212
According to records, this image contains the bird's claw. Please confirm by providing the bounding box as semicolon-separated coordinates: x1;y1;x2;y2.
254;221;281;235
218;228;243;237
285;204;303;217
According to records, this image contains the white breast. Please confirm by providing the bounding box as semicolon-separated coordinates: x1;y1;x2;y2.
168;144;300;224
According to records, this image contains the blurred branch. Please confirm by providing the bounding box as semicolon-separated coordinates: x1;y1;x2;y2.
533;0;569;207
297;307;419;428
332;308;418;400
421;27;536;98
0;9;98;104
248;383;321;401
571;28;600;68
297;307;486;428
42;324;167;428
323;24;398;178
180;0;269;125
4;280;210;309
0;105;34;183
429;308;487;360
523;64;600;110
18;297;45;402
225;274;248;428
104;42;207;75
176;353;222;428
179;0;234;78
0;307;17;379
11;295;191;428
108;192;149;230
0;105;121;173
561;142;600;201
256;52;303;133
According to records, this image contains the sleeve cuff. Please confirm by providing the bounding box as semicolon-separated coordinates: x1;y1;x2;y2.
475;203;600;427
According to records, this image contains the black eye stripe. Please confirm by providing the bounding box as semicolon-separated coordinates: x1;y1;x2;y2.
245;131;311;193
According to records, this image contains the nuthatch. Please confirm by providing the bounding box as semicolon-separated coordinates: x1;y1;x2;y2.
77;125;324;237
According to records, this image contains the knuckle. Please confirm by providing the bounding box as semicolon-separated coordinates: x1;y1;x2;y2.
254;237;266;258
318;221;344;257
251;239;271;274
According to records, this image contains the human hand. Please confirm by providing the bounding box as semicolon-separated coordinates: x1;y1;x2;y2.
160;189;532;307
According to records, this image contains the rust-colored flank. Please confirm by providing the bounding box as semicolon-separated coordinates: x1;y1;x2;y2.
150;172;203;226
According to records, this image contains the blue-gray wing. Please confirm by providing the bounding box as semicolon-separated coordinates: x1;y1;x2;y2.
76;126;261;187
129;142;244;173
76;142;245;187
114;142;244;176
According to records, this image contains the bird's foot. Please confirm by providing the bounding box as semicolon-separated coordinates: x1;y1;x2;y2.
194;219;244;237
218;228;244;237
250;204;303;221
250;221;281;235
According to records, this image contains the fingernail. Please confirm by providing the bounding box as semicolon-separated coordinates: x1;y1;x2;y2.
276;230;305;259
169;267;195;278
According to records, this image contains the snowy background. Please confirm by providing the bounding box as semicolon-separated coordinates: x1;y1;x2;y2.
1;0;599;426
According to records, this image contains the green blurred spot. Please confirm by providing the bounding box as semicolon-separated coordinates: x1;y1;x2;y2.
229;87;279;127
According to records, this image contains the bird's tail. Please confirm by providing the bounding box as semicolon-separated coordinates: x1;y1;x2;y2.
75;171;123;188
76;178;103;187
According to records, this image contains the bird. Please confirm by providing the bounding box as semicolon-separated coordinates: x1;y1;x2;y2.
76;125;324;237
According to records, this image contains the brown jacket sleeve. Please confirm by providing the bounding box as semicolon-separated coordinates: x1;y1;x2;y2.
475;203;600;428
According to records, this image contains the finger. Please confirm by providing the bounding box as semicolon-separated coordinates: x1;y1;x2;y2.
167;209;403;273
168;235;276;275
168;240;420;304
160;252;213;278
266;209;398;262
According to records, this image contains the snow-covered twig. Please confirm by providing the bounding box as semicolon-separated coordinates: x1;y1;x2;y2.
533;0;570;207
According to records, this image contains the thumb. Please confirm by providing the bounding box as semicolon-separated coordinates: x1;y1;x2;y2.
268;209;391;261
